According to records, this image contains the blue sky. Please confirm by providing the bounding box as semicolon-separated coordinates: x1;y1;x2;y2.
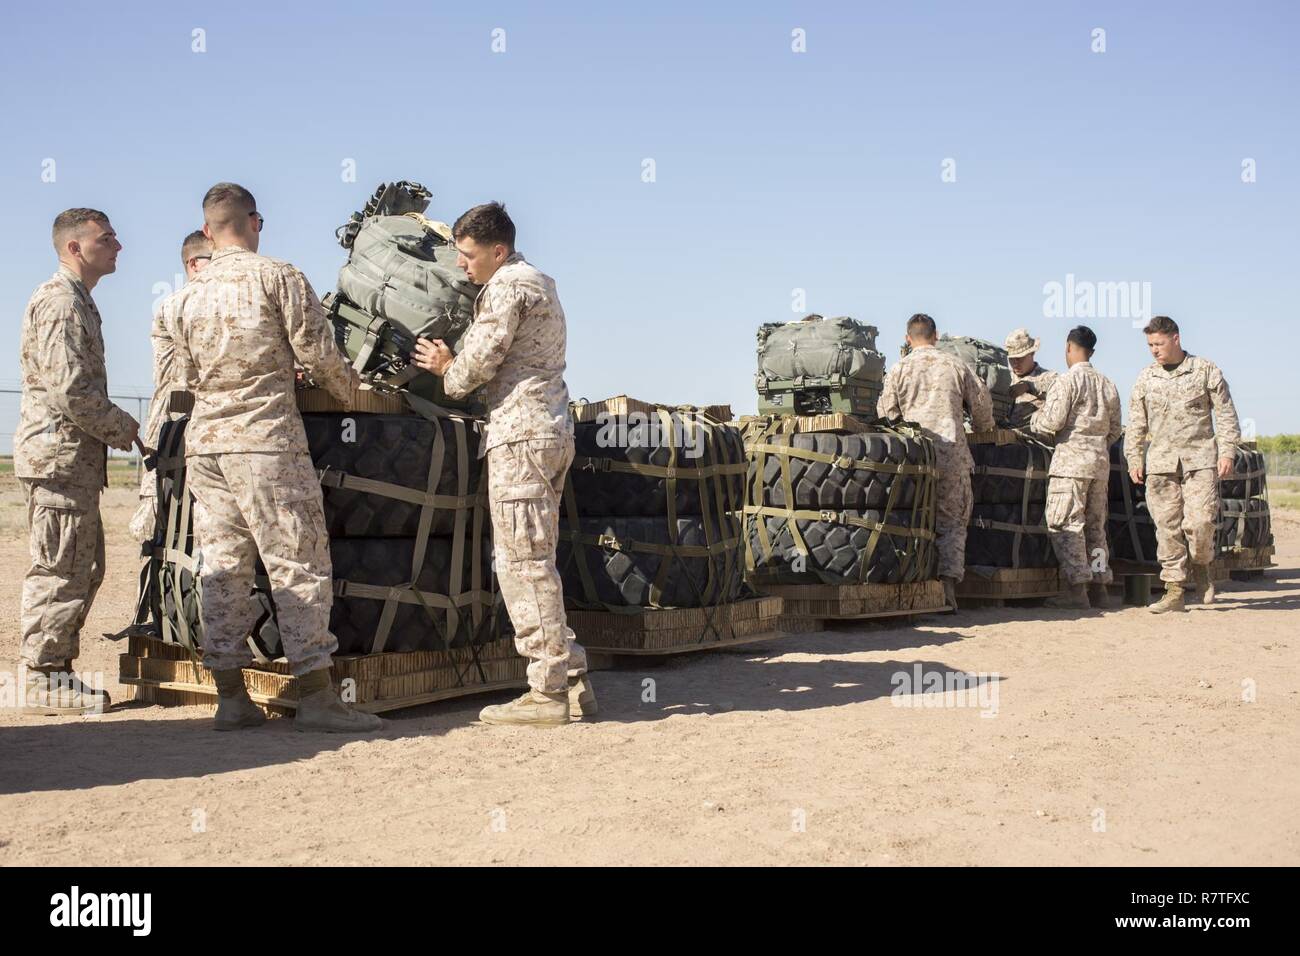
1;0;1296;451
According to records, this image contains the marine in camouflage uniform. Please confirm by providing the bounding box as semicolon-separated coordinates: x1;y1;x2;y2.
416;202;590;726
1126;318;1240;611
170;182;379;733
16;208;139;714
129;232;211;542
1029;329;1122;608
1004;328;1059;430
878;317;995;604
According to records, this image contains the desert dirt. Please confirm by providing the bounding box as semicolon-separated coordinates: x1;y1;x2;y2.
1;481;1297;866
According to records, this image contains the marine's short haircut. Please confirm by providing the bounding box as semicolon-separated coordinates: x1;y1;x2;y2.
1067;325;1097;354
1143;315;1179;336
202;182;257;231
453;201;516;249
52;208;110;251
181;229;212;266
906;313;937;341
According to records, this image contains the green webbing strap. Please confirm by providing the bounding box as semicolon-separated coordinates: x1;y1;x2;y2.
560;530;740;559
747;441;935;477
335;580;496;610
316;469;483;511
970;517;1050;535
569;456;747;481
742;504;935;542
1113;459;1147;563
371;420;445;653
650;407;679;606
445;418;470;650
561;478;604;608
352;314;387;372
973;464;1051;481
1012;448;1035;569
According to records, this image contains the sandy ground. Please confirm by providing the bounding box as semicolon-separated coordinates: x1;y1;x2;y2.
0;482;1297;866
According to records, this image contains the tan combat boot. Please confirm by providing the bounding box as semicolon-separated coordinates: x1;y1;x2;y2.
940;577;959;613
211;669;266;731
293;668;384;733
22;664;112;716
1149;583;1186;614
479;689;570;727
1190;564;1217;605
569;675;597;719
1044;583;1091;609
1088;583;1114;609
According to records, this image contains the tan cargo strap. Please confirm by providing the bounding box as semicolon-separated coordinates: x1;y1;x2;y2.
1110;455;1150;563
352;313;389;373
973;464;1050;481
334;580;495;609
971;517;1050;534
559;530;740;559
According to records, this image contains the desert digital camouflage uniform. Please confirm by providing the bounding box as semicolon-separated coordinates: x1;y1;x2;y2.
877;346;995;581
1125;354;1241;584
129;291;189;541
1029;362;1123;586
15;266;138;667
170;245;359;676
1007;363;1059;429
443;251;586;694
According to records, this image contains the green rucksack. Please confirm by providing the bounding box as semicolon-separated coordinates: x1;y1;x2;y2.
755;314;886;416
330;182;481;408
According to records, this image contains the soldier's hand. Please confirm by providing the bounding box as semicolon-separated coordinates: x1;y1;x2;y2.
115;421;140;452
1129;466;1144;485
1216;456;1234;479
1008;381;1032;398
412;337;454;376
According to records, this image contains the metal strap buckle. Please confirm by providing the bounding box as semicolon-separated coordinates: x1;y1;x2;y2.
596;533;621;550
819;509;841;524
834;455;853;469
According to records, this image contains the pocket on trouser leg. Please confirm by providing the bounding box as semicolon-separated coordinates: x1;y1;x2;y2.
30;506;81;576
1045;490;1073;532
492;493;557;563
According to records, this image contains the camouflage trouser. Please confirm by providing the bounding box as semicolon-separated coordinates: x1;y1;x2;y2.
187;452;337;676
128;462;156;542
1146;467;1218;584
18;480;105;667
935;466;974;582
1045;475;1112;586
488;437;587;694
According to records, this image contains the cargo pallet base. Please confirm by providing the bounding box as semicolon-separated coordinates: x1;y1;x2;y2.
118;633;527;716
956;567;1062;606
1111;545;1276;606
750;579;947;621
569;596;812;667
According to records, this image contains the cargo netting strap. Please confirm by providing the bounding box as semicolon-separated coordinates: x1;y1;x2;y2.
742;417;938;584
320;414;496;662
1110;457;1151;564
150;420;206;685
560;410;746;643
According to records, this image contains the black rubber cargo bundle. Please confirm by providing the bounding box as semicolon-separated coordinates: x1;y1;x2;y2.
146;410;498;660
742;419;939;584
1106;438;1155;563
755;314;886;417
558;407;748;609
964;436;1056;569
1217;497;1272;551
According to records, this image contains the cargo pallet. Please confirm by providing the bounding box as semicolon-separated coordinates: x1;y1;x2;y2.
569;596;815;668
749;579;948;622
955;567;1062;607
118;633;527;716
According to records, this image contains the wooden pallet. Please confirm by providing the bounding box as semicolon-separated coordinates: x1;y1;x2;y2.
956;567;1062;605
736;412;877;436
750;578;947;620
118;633;527;715
569;595;803;664
571;394;733;425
